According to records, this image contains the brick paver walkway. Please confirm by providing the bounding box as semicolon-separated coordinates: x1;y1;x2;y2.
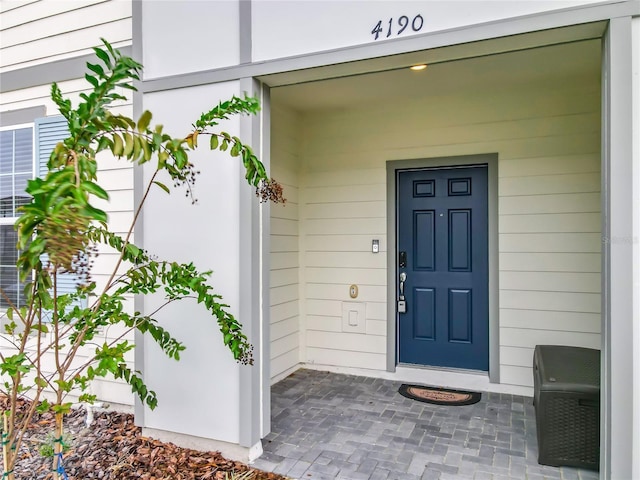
251;369;599;480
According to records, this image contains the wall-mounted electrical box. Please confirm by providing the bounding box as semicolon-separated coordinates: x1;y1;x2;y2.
342;302;366;334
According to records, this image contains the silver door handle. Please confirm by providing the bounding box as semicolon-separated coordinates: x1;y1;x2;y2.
399;272;406;299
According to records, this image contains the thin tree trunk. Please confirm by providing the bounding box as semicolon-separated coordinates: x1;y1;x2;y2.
52;412;64;480
2;412;15;480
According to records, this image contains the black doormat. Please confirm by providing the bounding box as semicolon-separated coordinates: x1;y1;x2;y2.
398;384;482;406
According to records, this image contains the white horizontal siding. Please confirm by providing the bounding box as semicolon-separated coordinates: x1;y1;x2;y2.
1;76;136;406
269;104;301;381
306;331;386;354
500;290;600;313
306;347;386;371
501;365;535;388
499;172;600;196
499;193;600;215
306;267;387;285
500;252;600;272
500;327;600;350
0;0;132;72
499;233;601;253
500;309;600;333
1;80;131;115
277;50;602;388
306;283;386;303
499;153;600;177
499;272;601;293
499;213;601;233
501;346;536;368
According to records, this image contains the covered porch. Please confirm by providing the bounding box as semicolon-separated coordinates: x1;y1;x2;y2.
260;21;608;480
266;26;604;397
254;13;637;479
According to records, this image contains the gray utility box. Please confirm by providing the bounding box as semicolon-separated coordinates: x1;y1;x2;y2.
533;345;600;471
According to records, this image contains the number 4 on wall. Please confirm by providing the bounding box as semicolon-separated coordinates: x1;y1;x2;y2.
371;20;384;40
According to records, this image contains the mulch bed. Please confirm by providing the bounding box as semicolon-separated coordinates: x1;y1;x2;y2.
2;399;288;480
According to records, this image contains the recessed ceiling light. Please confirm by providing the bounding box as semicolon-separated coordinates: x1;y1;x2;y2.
410;64;427;71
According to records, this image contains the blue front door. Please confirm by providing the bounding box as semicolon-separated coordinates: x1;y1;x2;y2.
397;165;488;371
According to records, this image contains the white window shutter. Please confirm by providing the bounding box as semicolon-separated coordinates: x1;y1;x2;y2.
34;116;86;309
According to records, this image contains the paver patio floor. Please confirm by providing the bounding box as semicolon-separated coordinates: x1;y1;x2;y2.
251;369;599;480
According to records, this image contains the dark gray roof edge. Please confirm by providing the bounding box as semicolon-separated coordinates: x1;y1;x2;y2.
0;105;46;126
0;46;133;94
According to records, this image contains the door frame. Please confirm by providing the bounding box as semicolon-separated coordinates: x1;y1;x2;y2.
386;154;500;383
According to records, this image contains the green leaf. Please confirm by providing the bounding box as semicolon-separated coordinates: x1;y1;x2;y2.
125;243;142;258
87;62;105;77
85;73;99;88
137;110;152;132
123;132;134;156
52;403;72;414
153;181;170;194
32;323;49;334
210;135;219;149
81;204;108;223
174;149;187;169
112;134;124;156
133;136;142;160
230;143;240;157
93;46;111;68
36;399;50;414
158;151;168;168
81;181;109;200
141;139;151;161
97;136;112;152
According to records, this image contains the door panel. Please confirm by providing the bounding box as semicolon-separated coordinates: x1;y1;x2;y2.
414;288;435;339
414;211;435;269
398;166;488;371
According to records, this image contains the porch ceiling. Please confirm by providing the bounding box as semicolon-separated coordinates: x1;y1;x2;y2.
270;36;602;113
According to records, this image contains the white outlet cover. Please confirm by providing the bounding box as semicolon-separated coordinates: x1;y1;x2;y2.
342;302;366;334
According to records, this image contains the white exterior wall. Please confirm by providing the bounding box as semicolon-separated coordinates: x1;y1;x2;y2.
287;61;601;390
140;0;240;80
269;104;301;382
0;0;132;72
252;0;608;61
141;82;246;444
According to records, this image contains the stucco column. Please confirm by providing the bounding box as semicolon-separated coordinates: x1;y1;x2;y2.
631;15;639;480
238;76;271;451
601;15;637;480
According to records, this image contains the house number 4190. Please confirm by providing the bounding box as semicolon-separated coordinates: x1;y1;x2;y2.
371;15;424;40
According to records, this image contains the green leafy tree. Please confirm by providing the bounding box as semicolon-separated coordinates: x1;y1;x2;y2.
0;39;283;480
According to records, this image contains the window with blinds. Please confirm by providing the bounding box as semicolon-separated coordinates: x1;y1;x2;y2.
1;117;83;311
0;126;33;308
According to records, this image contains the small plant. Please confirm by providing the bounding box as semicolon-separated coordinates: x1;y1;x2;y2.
38;431;73;458
0;39;284;480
